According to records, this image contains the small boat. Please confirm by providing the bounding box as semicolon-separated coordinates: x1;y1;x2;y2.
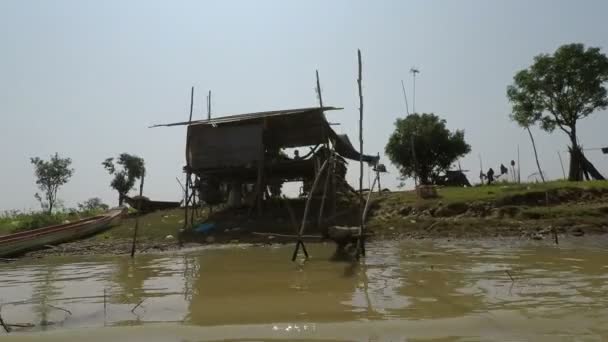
0;208;125;258
123;196;182;213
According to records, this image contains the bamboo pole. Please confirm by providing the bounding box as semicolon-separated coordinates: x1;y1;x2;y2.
376;152;382;194
526;126;545;182
292;158;329;261
357;49;364;197
130;174;145;258
357;172;378;258
557;151;566;179
207;90;211;120
317;152;333;229
517;145;521;183
411;135;418;187
316;70;324;108
183;86;194;231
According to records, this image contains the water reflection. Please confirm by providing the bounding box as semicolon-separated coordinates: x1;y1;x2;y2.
1;238;608;340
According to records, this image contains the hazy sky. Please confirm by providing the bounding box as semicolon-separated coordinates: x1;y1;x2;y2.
1;0;608;211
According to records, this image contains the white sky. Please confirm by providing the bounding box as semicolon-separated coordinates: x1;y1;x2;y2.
1;0;607;211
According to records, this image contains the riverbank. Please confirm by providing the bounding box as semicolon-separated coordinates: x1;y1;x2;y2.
5;180;608;258
368;180;608;240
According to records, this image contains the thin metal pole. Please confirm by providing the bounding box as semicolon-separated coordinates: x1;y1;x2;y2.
410;67;419;114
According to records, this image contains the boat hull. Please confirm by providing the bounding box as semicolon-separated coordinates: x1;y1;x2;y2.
0;209;125;258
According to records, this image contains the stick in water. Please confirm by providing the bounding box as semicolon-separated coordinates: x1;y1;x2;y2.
0;305;11;333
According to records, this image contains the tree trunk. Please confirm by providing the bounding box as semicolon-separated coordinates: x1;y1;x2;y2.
526;126;545;182
118;193;124;206
567;129;605;181
568;129;583;181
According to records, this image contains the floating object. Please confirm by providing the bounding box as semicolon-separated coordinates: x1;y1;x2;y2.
0;209;125;258
194;223;216;234
165;235;174;240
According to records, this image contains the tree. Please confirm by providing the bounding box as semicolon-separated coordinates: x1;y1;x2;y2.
507;43;608;181
385;113;471;185
77;197;109;212
30;153;74;214
102;153;145;206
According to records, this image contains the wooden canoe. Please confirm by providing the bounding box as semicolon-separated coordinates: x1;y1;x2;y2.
123;196;182;213
0;208;125;258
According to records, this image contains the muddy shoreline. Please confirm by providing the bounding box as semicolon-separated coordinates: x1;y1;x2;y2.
16;222;606;259
6;185;607;259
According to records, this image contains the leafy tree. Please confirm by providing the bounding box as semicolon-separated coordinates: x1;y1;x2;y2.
102;153;145;206
77;197;109;212
385;113;471;185
30;153;75;214
507;43;608;181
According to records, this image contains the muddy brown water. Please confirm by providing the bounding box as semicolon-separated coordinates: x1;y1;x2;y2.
1;237;608;341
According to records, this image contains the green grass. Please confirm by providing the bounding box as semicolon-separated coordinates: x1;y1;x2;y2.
379;180;608;207
92;208;193;242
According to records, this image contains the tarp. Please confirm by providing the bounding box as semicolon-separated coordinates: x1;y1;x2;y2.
333;133;379;164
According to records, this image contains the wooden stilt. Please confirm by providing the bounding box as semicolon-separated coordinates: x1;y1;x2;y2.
183;86;195;232
282;195;299;234
130;175;145;258
292;158;329;261
357;173;378;258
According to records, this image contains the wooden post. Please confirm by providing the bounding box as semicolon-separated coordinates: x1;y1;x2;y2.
357;49;364;197
184;86;194;231
517;145;521;183
316;70;324;108
317;151;333;229
130;175;145;258
357;173;378;259
190;182;196;224
292;158;329;261
410;135;418;187
256;146;264;217
207;90;211;120
376;152;381;194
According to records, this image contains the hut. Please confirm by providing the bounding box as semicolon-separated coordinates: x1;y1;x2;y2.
154;106;378;225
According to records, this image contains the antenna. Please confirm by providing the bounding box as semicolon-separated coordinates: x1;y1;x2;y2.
410;67;420;114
